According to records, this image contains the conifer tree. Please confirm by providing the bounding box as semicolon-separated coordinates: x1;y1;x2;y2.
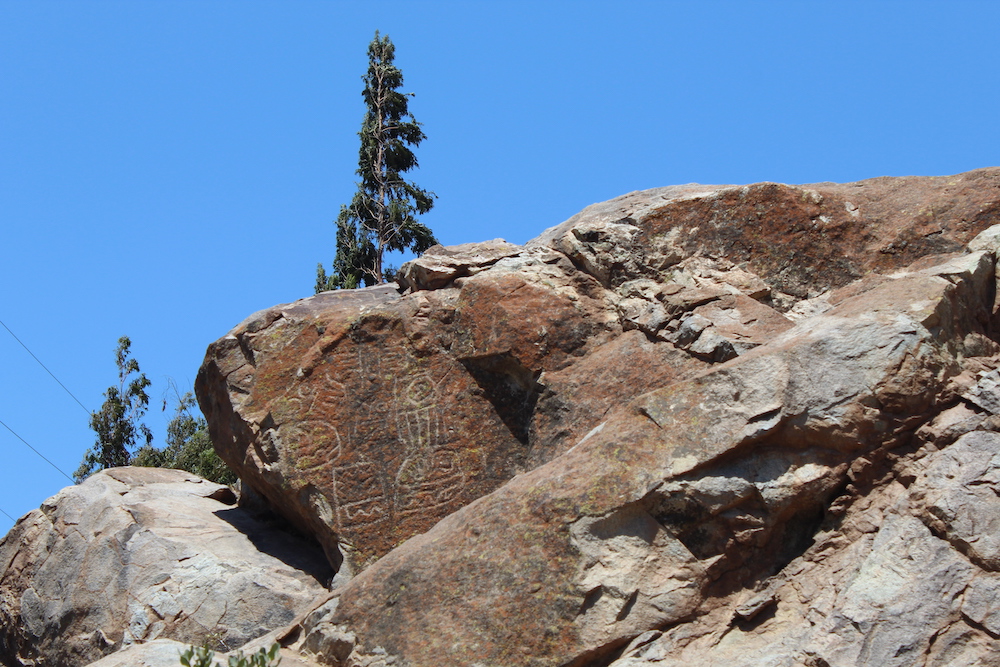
317;31;437;292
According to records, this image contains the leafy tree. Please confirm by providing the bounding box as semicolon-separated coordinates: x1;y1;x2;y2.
74;336;152;482
316;31;438;292
132;389;237;486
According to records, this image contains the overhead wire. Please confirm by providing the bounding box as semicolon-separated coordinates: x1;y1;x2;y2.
0;317;91;416
0;316;84;489
0;417;75;484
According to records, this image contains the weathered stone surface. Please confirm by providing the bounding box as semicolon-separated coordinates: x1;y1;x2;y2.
915;402;986;448
81;639;191;667
84;637;327;667
911;430;1000;570
663;293;793;361
609;431;1000;667
188;169;1000;666
196;274;618;573
294;235;997;666
0;468;330;667
533;168;1000;299
395;239;522;291
963;368;1000;414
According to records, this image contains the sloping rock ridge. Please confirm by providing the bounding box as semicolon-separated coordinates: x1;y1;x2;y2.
197;169;1000;576
189;169;1000;666
0;468;331;667
4;169;998;666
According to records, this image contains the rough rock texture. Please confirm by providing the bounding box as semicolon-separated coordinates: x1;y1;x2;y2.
197;246;702;573
295;244;999;666
609;429;1000;667
532;170;1000;300
79;639;193;667
84;637;326;667
177;168;1000;666
0;468;331;667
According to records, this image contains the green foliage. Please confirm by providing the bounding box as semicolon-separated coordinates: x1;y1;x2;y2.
179;642;281;667
316;31;437;293
75;336;152;482
133;390;237;485
179;645;215;667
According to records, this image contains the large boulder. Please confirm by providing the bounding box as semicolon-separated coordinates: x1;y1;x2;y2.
0;468;331;667
296;243;998;666
196;249;704;573
197;170;1000;577
192;169;1000;665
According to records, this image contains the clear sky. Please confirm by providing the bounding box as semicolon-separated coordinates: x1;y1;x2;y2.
1;1;998;533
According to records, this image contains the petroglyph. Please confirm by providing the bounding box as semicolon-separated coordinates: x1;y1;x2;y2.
331;457;388;531
273;346;474;539
396;448;467;518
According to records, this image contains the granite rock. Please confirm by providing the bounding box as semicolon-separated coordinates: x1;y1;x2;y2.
0;468;330;667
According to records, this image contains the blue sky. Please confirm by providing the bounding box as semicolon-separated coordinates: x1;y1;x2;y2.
1;1;998;533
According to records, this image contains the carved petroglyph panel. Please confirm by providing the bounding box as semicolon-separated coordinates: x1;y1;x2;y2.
269;342;482;555
332;458;388;531
395;448;467;519
388;369;471;523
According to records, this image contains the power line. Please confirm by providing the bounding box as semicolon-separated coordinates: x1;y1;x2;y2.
0;317;91;416
0;417;74;484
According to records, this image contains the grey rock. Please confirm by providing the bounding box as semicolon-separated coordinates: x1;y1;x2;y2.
81;639;191;667
396;239;522;291
963;572;1000;636
611;431;1000;667
963;369;1000;414
911;430;1000;569
0;468;330;667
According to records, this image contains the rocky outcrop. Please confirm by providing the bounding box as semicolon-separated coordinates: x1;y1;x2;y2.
608;428;1000;667
0;468;331;667
196;168;1000;580
188;169;1000;666
294;241;1000;666
196;241;698;574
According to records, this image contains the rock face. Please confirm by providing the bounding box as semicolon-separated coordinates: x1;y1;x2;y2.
609;429;1000;667
0;468;331;667
6;168;990;666
197;168;1000;579
296;243;1000;666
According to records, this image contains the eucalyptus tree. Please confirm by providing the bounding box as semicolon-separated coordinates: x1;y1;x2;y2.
74;336;152;481
317;31;437;291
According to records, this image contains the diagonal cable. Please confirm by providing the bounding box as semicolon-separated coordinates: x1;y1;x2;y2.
0;317;91;416
0;417;75;483
0;507;14;523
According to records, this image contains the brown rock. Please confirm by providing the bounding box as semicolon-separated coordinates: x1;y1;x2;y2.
197;265;619;573
534;168;1000;300
298;241;994;666
190;170;1000;666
